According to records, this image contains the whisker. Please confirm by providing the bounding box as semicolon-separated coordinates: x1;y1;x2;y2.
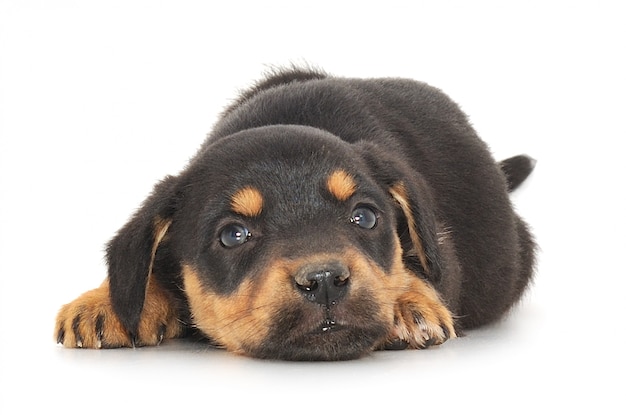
437;227;453;245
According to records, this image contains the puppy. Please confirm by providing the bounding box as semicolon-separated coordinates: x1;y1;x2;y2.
55;67;536;361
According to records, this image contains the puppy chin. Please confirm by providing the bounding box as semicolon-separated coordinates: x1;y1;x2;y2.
253;323;388;361
245;300;389;361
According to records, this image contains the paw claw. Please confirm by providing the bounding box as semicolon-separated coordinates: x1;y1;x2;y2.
383;339;409;350
56;325;66;345
157;324;166;345
421;337;437;349
72;315;83;348
441;324;451;341
95;314;104;349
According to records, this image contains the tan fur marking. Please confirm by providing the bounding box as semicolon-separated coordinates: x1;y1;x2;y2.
182;265;272;354
231;186;264;217
341;247;399;328
327;170;357;201
389;182;430;274
389;276;456;348
374;237;455;348
149;216;172;277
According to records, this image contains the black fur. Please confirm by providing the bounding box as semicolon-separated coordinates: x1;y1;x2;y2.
499;154;537;191
98;67;536;357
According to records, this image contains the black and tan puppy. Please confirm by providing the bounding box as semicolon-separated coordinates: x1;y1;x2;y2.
55;67;536;360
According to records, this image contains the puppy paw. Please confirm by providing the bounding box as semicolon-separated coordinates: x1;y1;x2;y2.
55;280;180;349
387;280;456;349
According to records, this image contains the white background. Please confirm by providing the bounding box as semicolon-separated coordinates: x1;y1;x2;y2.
1;1;624;413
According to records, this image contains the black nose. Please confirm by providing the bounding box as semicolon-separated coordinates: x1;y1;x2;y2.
295;261;350;306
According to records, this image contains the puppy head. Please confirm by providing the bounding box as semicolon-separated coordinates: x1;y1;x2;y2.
108;125;441;360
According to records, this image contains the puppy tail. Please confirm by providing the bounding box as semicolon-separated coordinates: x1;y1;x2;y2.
499;155;536;192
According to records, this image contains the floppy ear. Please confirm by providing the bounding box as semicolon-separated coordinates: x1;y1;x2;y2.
357;144;442;283
388;179;442;283
106;175;179;338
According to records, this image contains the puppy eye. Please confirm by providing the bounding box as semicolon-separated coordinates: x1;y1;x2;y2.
350;206;378;229
219;224;251;247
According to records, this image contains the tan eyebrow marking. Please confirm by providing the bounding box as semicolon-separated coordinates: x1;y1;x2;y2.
326;169;357;202
231;186;264;217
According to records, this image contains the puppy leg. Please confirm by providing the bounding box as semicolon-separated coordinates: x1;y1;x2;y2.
55;276;181;348
388;278;456;349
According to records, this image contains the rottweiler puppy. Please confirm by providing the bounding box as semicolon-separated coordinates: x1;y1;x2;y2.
55;67;536;361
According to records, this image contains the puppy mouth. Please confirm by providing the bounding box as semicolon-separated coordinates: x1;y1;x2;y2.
252;306;387;361
310;318;348;334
